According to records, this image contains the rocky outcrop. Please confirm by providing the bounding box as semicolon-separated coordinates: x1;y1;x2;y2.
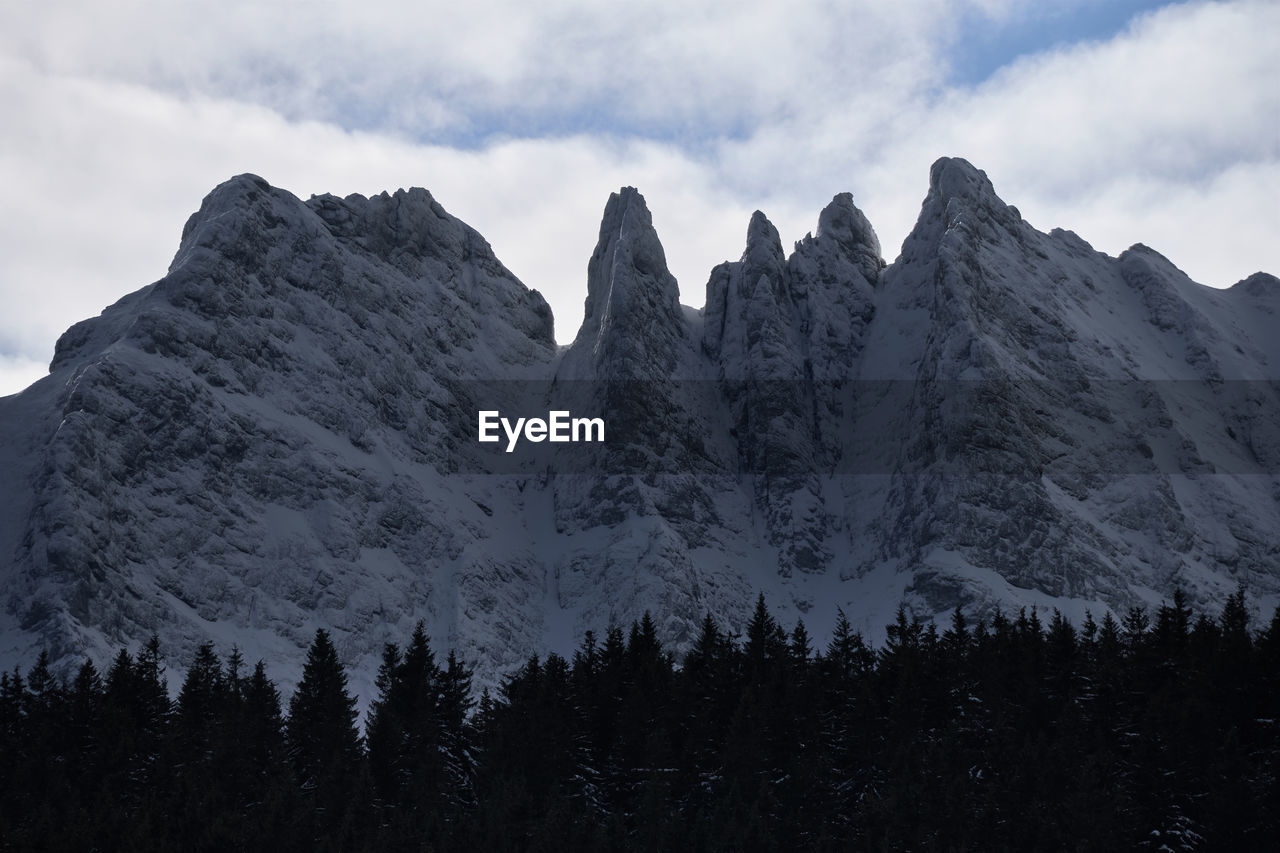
2;159;1278;698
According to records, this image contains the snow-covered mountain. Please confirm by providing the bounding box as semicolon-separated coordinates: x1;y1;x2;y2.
2;159;1278;699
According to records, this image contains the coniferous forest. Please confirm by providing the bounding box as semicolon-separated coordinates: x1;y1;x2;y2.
2;591;1278;852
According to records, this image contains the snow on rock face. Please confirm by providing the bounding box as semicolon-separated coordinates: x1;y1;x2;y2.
865;159;1280;623
549;189;737;649
560;186;686;381
701;197;882;576
3;159;1279;701
4;175;561;699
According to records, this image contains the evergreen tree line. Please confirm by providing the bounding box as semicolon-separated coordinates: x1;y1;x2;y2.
2;590;1278;851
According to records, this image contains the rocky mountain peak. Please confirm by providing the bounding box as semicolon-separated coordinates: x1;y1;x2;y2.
177;173;274;241
172;173;308;266
927;156;996;203
910;157;1021;245
580;187;679;324
1233;271;1280;298
561;187;686;378
744;210;786;270
890;159;1027;289
6;159;1280;707
813;192;883;283
701;208;793;370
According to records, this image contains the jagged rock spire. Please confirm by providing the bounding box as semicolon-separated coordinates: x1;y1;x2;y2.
561;187;686;379
814;192;883;284
898;157;1024;257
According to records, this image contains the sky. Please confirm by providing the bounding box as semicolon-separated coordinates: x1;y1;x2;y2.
1;0;1277;396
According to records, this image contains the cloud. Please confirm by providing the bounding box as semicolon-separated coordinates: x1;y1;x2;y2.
0;53;763;372
0;356;48;400
4;0;989;140
1;0;1277;397
908;0;1280;283
726;0;1279;279
1046;160;1280;286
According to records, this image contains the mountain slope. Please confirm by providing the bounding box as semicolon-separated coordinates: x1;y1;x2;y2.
2;160;1277;698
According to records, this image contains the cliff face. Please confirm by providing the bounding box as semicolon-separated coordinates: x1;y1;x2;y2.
2;160;1277;698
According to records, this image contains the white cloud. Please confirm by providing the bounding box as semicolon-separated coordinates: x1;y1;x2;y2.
0;356;48;399
3;0;980;138
0;53;761;369
1;0;1277;396
903;0;1280;283
729;0;1280;279
1044;161;1280;287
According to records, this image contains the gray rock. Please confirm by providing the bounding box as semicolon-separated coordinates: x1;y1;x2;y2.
2;159;1278;701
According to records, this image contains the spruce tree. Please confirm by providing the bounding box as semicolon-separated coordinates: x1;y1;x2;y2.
438;650;476;813
366;622;450;845
176;642;227;765
168;642;235;850
287;628;363;850
678;613;734;791
238;659;293;844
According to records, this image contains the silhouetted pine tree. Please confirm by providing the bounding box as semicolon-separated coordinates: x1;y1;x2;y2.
438;649;477;814
0;667;24;841
471;653;597;851
366;621;467;849
2;591;1279;850
287;628;365;852
90;637;172;847
163;642;232;849
717;596;788;840
775;618;825;846
236;659;295;845
816;607;874;841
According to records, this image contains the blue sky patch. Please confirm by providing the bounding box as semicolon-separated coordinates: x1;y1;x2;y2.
948;0;1182;85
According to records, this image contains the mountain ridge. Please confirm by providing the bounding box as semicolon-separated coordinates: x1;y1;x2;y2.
2;157;1277;700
